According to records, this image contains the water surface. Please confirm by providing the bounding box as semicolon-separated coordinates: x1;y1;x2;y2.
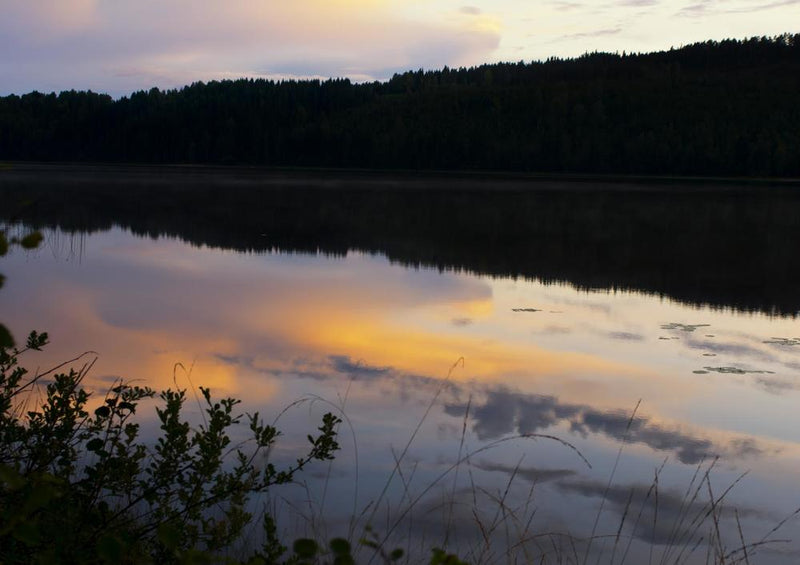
2;168;800;563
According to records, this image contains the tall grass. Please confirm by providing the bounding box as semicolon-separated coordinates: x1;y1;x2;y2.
260;364;800;565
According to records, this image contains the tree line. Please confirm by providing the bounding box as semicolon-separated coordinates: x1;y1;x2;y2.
1;34;799;176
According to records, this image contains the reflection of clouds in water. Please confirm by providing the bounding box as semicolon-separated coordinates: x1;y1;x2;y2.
445;389;770;465
555;476;770;545
474;459;577;483
686;338;777;363
329;355;393;378
755;376;800;395
217;353;452;402
546;295;612;313
214;354;775;467
534;324;572;335
465;458;780;552
608;331;645;341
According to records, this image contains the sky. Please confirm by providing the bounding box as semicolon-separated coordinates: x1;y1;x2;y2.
1;0;797;96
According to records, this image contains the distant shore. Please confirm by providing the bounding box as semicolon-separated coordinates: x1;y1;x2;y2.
2;161;799;192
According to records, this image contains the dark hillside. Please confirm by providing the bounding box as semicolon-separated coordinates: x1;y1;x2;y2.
1;35;799;176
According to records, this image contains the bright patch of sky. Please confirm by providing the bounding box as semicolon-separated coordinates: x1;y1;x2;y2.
1;0;797;96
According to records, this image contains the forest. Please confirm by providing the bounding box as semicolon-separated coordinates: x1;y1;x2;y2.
1;35;799;177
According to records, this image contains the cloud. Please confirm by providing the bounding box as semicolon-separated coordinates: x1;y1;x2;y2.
549;1;585;10
329;355;394;378
559;28;623;41
1;0;501;95
722;0;800;13
619;0;659;6
754;376;799;394
685;337;776;362
608;331;645;341
3;0;101;39
446;389;770;464
676;1;713;17
475;459;577;483
556;476;769;545
460;6;482;15
217;353;776;468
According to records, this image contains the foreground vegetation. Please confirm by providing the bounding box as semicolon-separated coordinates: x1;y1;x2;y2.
0;229;470;564
0;333;347;564
1;35;799;176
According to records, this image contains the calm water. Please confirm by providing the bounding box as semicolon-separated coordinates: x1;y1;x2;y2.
2;168;800;563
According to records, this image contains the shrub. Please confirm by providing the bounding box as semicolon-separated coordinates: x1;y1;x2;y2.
0;336;341;564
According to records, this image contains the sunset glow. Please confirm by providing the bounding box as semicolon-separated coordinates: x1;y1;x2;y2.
2;0;796;95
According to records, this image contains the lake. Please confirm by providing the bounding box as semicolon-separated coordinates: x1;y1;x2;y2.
2;165;800;564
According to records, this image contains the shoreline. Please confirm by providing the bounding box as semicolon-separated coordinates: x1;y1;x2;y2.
2;161;799;192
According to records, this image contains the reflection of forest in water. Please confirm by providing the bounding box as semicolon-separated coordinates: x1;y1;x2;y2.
2;164;799;316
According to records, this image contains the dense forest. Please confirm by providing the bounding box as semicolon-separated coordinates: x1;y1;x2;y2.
1;35;799;176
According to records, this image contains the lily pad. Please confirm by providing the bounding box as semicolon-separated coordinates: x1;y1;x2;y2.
661;323;711;332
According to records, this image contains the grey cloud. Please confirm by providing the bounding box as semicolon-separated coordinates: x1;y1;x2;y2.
572;410;716;464
452;317;473;326
556;476;769;545
233;354;458;405
559;28;622;41
447;389;769;464
459;6;482;15
537;324;572;335
755;377;797;394
550;1;585;10
475;459;577;483
219;353;774;467
676;1;713;17
215;353;244;366
723;0;800;12
329;355;393;378
471;390;520;438
608;331;645;341
95;374;125;384
686;338;776;362
213;352;331;381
